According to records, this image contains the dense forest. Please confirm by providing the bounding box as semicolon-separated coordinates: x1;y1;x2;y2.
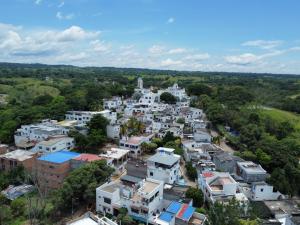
0;63;300;224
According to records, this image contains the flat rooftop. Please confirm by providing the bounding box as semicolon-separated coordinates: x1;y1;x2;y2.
100;148;129;159
0;150;35;161
66;111;102;115
147;152;179;166
157;147;175;153
101;183;120;194
125;136;144;145
237;161;266;174
38;151;80;164
58;120;78;127
120;175;142;184
69;218;98;225
140;179;161;195
37;137;73;146
73;153;103;162
264;200;300;215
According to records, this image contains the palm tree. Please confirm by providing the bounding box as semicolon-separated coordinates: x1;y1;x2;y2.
213;135;221;146
120;124;128;139
136;121;145;134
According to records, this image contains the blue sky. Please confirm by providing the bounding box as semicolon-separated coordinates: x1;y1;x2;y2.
0;0;300;74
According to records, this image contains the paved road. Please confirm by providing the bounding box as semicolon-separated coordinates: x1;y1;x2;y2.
179;160;197;188
211;129;236;153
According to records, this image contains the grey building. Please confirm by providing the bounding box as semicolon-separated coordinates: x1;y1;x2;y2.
212;151;244;173
236;161;267;183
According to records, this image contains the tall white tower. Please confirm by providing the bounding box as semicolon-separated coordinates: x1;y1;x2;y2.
137;77;143;89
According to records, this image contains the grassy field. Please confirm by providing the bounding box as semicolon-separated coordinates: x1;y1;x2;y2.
258;107;300;133
0;78;63;102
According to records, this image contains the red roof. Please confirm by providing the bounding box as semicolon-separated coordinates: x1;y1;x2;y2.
202;171;214;178
177;204;188;218
73;154;103;162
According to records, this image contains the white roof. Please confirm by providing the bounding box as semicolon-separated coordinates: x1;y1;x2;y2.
37;137;73;147
69;218;98;225
237;161;266;174
100;148;129;159
0;150;35;161
157;147;175;153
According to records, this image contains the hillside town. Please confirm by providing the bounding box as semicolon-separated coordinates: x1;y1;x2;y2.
0;78;299;225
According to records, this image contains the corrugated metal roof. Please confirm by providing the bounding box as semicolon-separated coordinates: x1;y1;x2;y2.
147;153;179;166
38;151;80;164
159;212;174;222
120;175;142;184
167;201;182;214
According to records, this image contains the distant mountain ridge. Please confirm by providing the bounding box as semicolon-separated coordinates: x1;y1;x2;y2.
0;62;298;77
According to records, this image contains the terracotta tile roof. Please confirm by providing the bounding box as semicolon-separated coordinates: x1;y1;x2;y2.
73;153;103;162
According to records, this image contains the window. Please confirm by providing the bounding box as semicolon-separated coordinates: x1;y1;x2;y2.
150;172;153;176
131;208;139;214
260;188;264;192
104;197;111;204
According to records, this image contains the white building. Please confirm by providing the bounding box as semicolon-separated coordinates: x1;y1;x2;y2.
119;134;153;158
99;148;129;175
249;182;284;201
192;119;207;130
182;140;211;163
65;110;117;125
158;83;189;102
32;136;75;153
67;212;118;225
103;97;122;110
147;149;180;184
138;92;158;106
193;129;211;143
106;124;120;140
198;171;238;203
96;178;164;224
14;120;69;149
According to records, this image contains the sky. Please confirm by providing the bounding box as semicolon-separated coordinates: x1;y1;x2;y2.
0;0;300;74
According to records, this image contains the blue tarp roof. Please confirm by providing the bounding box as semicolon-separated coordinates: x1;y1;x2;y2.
38;151;80;163
159;212;173;222
167;201;182;214
180;206;195;221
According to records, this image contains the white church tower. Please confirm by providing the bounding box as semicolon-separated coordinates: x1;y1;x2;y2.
137;77;143;89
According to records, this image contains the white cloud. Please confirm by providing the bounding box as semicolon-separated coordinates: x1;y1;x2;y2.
56;26;100;42
168;48;187;54
167;17;175;24
225;50;284;66
148;45;165;54
58;1;65;8
90;40;111;53
0;22;300;74
242;40;283;50
225;53;259;65
56;11;74;20
35;0;42;5
184;53;211;60
161;58;182;67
